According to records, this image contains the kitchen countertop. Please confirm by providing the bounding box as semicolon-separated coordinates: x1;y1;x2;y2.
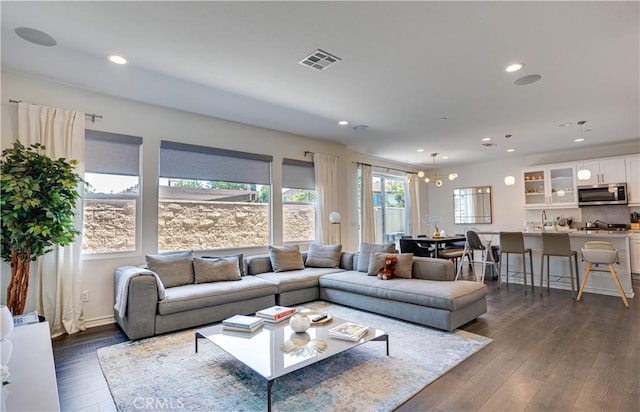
524;230;632;238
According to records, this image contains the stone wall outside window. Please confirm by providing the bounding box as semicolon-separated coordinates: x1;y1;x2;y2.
83;200;315;254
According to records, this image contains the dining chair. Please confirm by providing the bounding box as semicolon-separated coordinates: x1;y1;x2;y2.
499;231;534;290
455;229;498;283
540;232;580;298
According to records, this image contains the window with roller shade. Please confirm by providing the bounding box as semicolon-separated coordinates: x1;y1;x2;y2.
82;130;142;255
158;141;272;251
282;158;316;243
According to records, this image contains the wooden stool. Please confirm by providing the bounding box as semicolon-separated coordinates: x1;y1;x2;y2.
577;241;629;308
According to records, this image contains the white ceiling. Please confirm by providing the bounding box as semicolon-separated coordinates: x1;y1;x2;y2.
2;1;639;168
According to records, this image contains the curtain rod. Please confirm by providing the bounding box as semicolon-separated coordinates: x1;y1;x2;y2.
9;99;103;123
354;161;417;175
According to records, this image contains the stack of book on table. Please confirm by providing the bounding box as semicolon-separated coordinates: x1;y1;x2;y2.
256;305;297;323
328;322;370;341
222;315;264;332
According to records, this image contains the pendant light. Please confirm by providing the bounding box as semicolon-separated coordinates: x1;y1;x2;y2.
576;121;592;181
419;153;458;187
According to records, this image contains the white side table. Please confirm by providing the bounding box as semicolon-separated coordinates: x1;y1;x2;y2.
2;321;60;411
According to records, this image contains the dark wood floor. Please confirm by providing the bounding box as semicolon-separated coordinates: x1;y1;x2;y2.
52;274;639;412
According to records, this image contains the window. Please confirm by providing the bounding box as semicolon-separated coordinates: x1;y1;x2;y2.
372;173;407;243
158;141;272;252
82;130;142;255
282;159;315;243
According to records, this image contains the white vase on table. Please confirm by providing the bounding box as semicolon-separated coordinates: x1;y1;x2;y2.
289;313;311;333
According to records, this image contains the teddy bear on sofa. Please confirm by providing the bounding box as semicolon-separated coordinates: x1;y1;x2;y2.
377;255;398;280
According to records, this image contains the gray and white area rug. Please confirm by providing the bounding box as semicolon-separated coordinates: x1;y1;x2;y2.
98;302;491;411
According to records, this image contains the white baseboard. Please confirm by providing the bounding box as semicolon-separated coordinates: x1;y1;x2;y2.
84;314;116;329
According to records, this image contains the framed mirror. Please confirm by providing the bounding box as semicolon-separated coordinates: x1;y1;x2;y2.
453;186;492;224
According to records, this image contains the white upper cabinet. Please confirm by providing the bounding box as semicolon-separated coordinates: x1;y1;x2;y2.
626;155;640;206
523;163;577;208
576;158;627;185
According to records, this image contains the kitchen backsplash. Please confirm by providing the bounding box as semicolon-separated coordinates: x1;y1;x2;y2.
580;205;634;226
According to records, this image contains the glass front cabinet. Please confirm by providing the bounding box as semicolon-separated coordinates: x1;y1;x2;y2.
523;164;577;208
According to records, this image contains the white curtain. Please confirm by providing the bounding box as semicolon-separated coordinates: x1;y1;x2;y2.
408;177;421;236
313;153;339;244
17;102;86;337
360;164;376;243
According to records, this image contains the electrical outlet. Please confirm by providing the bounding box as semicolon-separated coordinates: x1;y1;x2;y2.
81;290;89;302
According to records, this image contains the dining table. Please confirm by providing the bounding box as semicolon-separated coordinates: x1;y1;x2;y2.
402;235;466;258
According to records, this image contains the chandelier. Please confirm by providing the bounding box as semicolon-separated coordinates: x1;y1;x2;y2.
417;153;458;187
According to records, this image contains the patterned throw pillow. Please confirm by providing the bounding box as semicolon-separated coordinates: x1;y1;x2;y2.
269;245;305;272
367;252;414;279
193;256;242;283
145;250;194;287
305;243;342;268
356;242;396;272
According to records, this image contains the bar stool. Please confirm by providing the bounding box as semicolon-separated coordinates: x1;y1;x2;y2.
577;241;629;307
499;231;534;290
540;232;580;298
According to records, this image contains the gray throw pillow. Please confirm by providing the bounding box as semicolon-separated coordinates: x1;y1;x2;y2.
202;253;246;276
305;243;342;268
145;250;194;287
367;252;414;279
269;245;305;272
193;256;242;283
357;242;396;272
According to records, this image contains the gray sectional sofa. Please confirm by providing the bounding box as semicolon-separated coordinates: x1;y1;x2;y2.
114;248;487;340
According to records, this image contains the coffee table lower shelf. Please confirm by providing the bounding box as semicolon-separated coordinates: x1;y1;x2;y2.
195;315;388;412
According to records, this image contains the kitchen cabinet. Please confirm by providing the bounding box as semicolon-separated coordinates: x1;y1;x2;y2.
576;157;626;185
631;232;640;275
625;155;640;205
523;163;577;208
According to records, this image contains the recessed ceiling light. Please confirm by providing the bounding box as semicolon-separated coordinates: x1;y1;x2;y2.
417;149;424;152
338;120;349;126
506;63;525;72
442;156;449;159
559;122;572;127
108;54;127;65
482;137;491;142
507;149;515;152
574;138;585;142
15;27;57;46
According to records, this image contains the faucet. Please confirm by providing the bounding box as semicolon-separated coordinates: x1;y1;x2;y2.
541;210;547;231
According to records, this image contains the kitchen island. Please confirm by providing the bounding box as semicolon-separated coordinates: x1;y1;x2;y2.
487;230;634;299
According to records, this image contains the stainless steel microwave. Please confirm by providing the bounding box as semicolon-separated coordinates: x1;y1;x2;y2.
577;183;627;206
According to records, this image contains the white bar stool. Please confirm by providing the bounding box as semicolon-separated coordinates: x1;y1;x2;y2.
577;241;629;308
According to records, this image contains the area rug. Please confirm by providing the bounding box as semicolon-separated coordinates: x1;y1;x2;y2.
98;302;491;411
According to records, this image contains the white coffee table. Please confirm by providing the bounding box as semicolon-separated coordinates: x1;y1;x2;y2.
195;313;388;411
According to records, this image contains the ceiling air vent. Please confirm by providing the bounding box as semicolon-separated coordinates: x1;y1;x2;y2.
299;49;341;70
482;142;497;147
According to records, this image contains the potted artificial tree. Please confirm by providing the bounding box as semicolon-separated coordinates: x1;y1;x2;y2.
0;141;82;315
